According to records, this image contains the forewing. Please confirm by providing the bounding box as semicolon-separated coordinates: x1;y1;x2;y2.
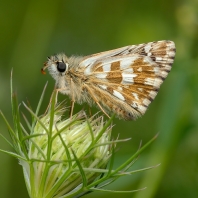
80;41;176;119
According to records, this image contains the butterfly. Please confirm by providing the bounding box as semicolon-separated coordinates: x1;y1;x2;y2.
41;40;176;120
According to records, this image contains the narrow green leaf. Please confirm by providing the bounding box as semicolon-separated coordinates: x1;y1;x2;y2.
0;149;26;161
91;186;147;193
71;149;87;188
31;82;48;131
113;134;158;175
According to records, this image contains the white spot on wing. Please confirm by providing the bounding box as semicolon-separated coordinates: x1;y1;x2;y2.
143;98;151;106
119;56;139;70
120;59;133;70
149;90;157;99
131;102;138;108
154;67;160;74
164;65;171;71
160;71;168;78
122;73;137;84
144;44;152;53
137;67;142;72
95;73;107;79
132;93;139;100
99;85;107;90
123;68;133;73
168;51;175;57
144;77;163;87
156;57;163;61
102;63;111;72
138;105;147;114
117;86;123;91
131;102;147;114
84;66;93;75
113;90;125;101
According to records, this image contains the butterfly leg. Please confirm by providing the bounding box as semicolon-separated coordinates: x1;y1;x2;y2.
69;100;75;119
83;85;110;118
69;77;77;119
95;102;110;118
52;86;74;119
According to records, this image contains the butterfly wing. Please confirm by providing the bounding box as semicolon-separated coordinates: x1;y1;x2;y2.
80;41;176;120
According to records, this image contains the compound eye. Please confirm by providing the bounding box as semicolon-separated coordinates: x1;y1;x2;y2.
57;62;66;72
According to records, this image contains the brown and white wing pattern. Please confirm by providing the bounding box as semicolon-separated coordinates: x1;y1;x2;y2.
80;40;176;120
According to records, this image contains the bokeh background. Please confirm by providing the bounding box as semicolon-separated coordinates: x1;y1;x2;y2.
0;0;197;197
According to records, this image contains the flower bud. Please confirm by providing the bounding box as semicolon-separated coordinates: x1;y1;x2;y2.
22;106;112;197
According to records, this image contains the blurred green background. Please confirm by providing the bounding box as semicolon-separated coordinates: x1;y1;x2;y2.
0;0;198;197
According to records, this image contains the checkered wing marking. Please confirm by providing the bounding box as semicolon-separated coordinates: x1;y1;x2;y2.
80;41;176;120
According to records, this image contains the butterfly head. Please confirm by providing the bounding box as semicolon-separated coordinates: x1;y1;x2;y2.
41;54;69;80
